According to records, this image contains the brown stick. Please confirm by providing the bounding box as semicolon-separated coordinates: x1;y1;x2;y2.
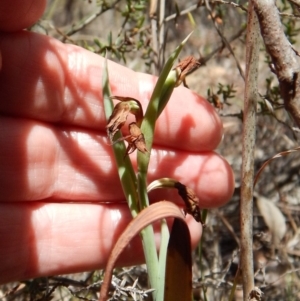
240;1;259;299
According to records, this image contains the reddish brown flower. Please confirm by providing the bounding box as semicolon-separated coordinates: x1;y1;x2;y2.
106;101;130;142
106;96;143;142
124;122;148;157
111;122;148;157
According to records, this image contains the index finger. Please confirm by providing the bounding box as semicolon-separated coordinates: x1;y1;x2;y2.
0;31;223;152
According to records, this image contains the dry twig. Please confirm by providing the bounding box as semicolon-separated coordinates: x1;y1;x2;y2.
240;1;260;300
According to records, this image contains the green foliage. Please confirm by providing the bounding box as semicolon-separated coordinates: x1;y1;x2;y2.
265;77;281;104
216;83;236;102
207;83;236;109
283;19;300;44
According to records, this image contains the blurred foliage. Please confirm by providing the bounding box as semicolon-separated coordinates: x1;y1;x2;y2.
90;0;154;65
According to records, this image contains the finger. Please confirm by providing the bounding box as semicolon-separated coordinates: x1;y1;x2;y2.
0;0;46;32
0;31;223;152
0;117;234;206
0;202;202;284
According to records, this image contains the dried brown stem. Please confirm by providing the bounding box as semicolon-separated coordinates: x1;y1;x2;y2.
240;1;259;299
253;0;300;127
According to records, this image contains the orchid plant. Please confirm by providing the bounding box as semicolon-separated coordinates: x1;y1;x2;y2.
100;33;205;301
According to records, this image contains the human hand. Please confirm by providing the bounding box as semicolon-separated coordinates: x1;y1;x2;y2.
0;0;235;284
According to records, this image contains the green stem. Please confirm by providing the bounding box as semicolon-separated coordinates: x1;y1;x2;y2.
136;33;192;299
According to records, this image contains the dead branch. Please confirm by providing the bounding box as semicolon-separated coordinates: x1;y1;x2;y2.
253;0;300;127
240;0;260;299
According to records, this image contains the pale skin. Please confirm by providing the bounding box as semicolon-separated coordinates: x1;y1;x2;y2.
0;0;235;284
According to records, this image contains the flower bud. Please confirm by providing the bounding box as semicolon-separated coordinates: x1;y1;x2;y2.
174;181;202;224
173;56;201;87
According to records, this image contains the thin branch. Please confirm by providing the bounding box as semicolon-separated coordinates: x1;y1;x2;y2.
205;3;245;80
149;0;158;74
287;0;300;9
158;0;166;69
279;12;300;19
63;0;121;39
240;0;260;300
199;27;246;66
183;27;246;78
163;0;247;23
